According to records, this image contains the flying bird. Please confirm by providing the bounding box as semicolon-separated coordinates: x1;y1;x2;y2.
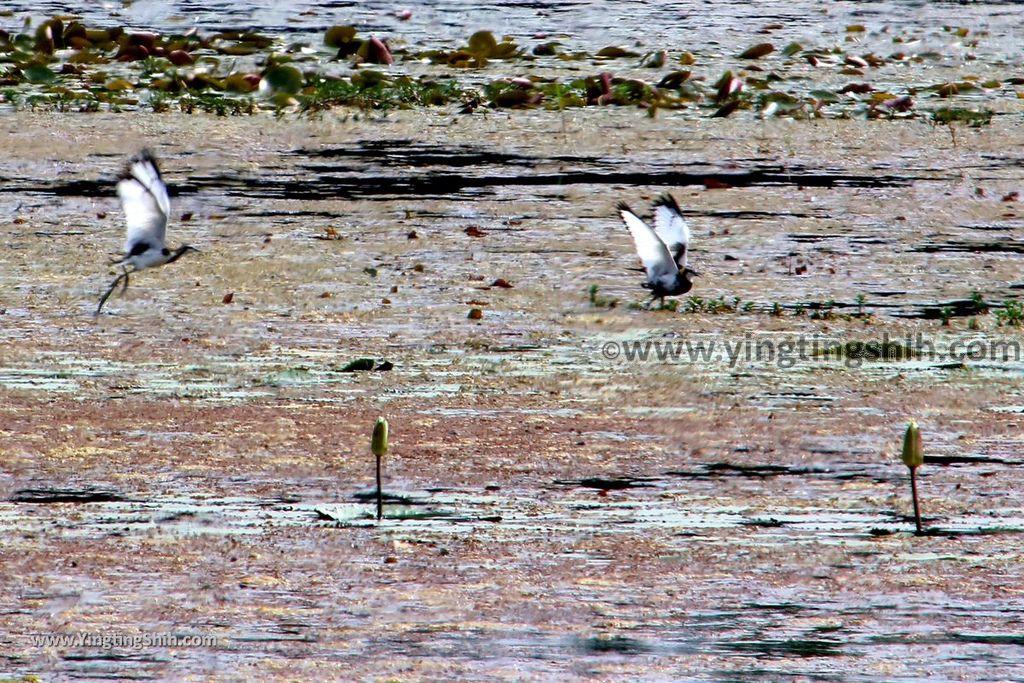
617;193;698;308
95;149;197;315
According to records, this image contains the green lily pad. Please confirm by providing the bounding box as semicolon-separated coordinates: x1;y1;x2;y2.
325;25;357;48
596;46;638;58
23;63;57;83
468;30;497;56
739;42;774;59
339;358;376;372
261;65;303;94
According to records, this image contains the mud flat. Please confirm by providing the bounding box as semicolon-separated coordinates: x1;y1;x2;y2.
2;98;1024;680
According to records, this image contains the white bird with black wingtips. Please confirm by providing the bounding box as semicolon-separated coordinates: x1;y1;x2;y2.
95;149;197;316
617;192;699;309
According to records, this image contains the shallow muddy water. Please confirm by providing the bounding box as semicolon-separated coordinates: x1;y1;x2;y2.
3;3;1024;681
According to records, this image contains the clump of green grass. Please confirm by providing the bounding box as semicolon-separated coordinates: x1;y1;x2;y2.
810;299;836;320
685;295;738;314
995;300;1024;327
970;291;990;315
588;285;618;309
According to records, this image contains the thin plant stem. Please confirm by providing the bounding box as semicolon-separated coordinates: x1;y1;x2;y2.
376;454;383;520
910;466;922;534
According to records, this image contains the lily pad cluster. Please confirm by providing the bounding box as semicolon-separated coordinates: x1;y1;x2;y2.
0;16;1015;122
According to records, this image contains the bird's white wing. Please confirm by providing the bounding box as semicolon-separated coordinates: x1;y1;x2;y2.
652;193;691;268
617;202;677;281
117;149;169;253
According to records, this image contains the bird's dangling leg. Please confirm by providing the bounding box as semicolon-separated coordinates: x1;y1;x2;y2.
119;266;130;294
95;271;129;316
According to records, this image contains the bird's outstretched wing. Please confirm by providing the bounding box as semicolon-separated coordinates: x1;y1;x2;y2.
617;201;677;282
652;193;690;268
117;149;169;253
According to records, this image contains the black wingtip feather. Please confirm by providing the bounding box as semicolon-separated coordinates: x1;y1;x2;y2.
615;200;633;214
119;148;161;180
652;192;681;213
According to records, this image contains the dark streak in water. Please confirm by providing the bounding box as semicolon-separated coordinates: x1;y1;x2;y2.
11;487;125;503
0;142;917;202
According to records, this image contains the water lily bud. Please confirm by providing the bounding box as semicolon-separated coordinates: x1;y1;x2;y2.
901;420;923;469
372;417;389;457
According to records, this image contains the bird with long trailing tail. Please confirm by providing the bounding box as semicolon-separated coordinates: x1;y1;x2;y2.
95;149;197;316
616;193;699;308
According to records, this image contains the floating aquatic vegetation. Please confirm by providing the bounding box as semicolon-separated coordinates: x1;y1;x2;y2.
738;42;775;59
0;15;1020;120
932;107;994;127
417;30;520;68
595;46;639;59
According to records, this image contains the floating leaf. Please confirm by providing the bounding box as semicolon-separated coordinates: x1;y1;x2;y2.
167;49;194;66
712;99;741;118
467;308;484;319
738;42;774;59
838;82;873;94
340;358;375;372
225;72;258;92
657;70;691;89
34;18;63;54
104;78;134;91
260;65;303;94
596;46;638;58
809;89;840;103
325;25;357;48
23;63;57;83
468;30;498;56
781;41;802;57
